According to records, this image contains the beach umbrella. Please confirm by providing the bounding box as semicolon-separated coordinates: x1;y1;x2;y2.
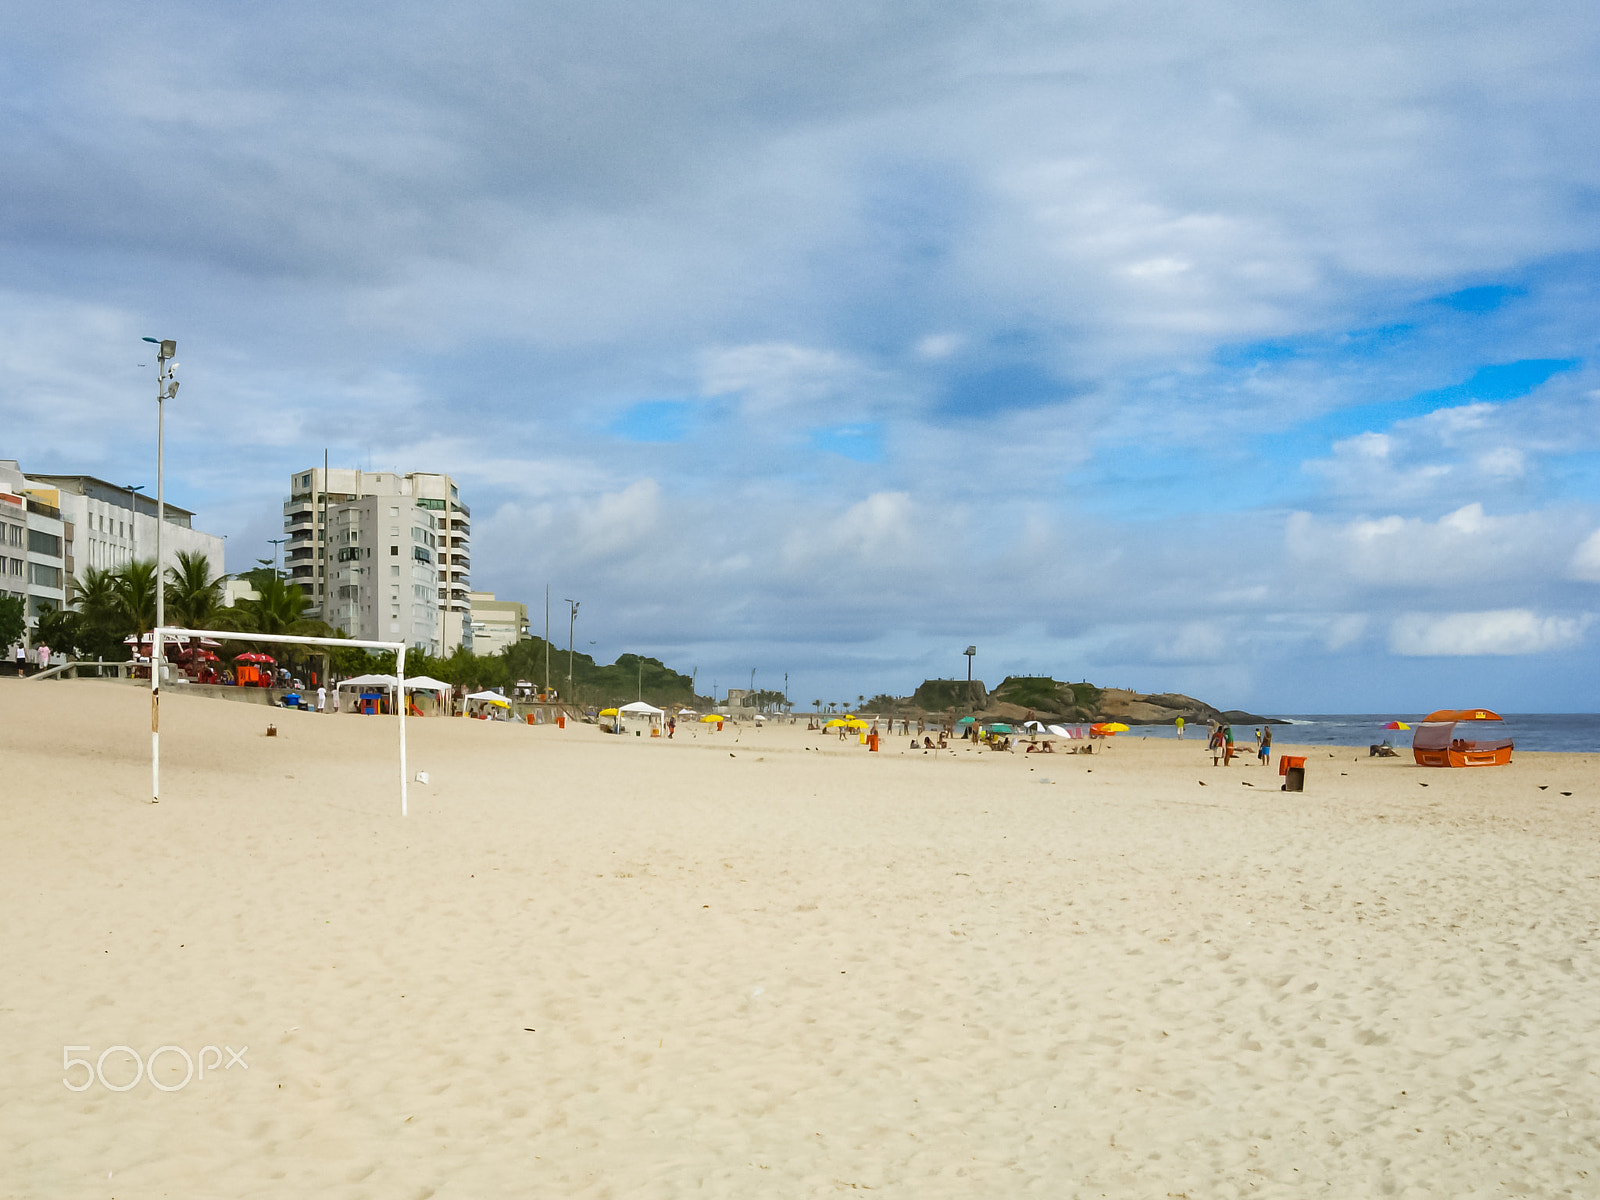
1022;720;1047;732
957;716;977;725
987;722;1014;734
845;718;870;730
700;714;723;723
234;652;276;664
1384;720;1410;730
599;708;619;716
1102;722;1130;733
823;718;846;728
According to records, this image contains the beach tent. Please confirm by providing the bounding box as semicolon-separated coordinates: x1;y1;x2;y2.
463;689;511;718
1412;709;1513;768
338;673;398;690
678;708;698;716
403;675;452;715
618;701;665;735
1022;720;1048;732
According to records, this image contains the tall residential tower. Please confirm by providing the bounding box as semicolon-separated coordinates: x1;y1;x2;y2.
283;467;471;656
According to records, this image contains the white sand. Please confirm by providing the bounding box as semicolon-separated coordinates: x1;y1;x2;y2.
3;678;1597;1198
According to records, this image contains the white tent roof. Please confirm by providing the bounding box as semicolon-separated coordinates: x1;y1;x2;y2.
403;675;452;692
338;673;397;689
464;689;509;702
619;701;664;715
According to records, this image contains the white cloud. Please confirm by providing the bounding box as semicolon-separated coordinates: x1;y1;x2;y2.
698;343;861;415
1571;529;1600;582
1285;503;1570;587
1388;609;1593;657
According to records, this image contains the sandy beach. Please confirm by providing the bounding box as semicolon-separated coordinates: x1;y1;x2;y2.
2;677;1597;1198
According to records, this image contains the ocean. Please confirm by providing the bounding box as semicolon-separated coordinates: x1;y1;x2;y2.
1122;714;1600;753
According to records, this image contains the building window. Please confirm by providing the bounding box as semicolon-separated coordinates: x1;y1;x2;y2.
29;562;62;588
390;545;399;555
6;524;20;546
390;565;400;577
27;530;61;557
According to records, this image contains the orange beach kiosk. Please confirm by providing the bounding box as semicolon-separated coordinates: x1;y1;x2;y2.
1412;709;1514;768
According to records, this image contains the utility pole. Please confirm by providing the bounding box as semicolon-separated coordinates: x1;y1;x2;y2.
638;658;643;701
750;668;756;713
564;598;579;699
544;585;550;698
965;645;977;682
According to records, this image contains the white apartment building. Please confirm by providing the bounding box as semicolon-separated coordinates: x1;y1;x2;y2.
466;591;528;657
285;467;471;655
27;472;225;582
1;462;224;635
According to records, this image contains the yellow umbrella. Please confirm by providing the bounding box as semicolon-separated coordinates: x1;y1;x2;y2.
823;718;847;728
845;718;871;730
1101;722;1129;733
700;713;724;723
599;708;619;716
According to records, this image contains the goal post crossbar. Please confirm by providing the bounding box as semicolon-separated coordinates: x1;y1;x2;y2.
149;626;410;814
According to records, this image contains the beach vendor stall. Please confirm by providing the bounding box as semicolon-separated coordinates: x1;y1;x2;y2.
403;675;453;716
598;707;620;732
464;689;512;719
617;700;666;737
233;651;276;688
1412;709;1514;767
337;673;398;714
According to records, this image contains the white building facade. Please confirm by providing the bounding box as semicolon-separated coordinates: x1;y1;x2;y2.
466;591;528;657
27;472;225;583
285;467;471;656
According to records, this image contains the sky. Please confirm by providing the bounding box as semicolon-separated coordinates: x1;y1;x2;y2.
3;0;1599;712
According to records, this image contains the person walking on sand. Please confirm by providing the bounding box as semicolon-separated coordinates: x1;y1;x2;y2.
1258;725;1272;767
36;642;50;673
1222;722;1235;765
317;684;327;713
14;642;24;675
1175;716;1185;739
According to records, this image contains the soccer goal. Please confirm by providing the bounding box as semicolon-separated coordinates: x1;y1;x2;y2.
149;626;412;814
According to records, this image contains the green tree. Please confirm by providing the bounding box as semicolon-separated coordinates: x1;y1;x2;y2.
72;566;131;662
0;595;24;656
164;550;224;630
34;604;82;658
113;559;159;635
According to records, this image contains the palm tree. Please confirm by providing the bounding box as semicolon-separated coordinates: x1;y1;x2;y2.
74;566;125;655
113;560;158;636
164;550;224;630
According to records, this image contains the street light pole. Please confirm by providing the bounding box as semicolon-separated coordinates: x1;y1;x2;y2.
564;598;579;698
123;484;144;565
268;538;288;577
750;668;756;712
142;338;177;635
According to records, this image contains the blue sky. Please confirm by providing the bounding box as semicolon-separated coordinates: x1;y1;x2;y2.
4;0;1600;711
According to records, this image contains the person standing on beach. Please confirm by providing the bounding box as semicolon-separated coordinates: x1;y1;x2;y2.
1175;716;1185;739
317;684;327;713
1222;722;1235;764
1258;725;1272;767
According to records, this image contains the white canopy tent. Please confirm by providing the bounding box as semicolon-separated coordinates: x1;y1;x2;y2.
617;700;665;734
338;673;397;691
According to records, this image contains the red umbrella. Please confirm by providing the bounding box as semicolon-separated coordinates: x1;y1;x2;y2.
234;652;276;664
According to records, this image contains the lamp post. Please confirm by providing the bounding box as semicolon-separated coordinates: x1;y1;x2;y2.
141;338;177;634
750;668;756;713
267;538;288;577
564;598;579;698
123;484;144;565
965;645;976;682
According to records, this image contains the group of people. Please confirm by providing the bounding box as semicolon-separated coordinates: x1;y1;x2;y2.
12;642;52;675
1207;720;1272;766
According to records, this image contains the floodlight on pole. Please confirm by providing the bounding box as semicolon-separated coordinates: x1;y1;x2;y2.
965;645;977;682
141;337;178;639
267;538;288;576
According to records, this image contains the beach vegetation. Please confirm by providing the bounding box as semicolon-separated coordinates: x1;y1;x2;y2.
33;604;82;657
163;550;226;630
0;594;26;652
113;559;159;635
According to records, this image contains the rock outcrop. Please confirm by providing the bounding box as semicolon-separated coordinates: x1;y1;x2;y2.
892;676;1281;725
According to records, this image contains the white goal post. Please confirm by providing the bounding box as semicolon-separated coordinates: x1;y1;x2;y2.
150;626;411;814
